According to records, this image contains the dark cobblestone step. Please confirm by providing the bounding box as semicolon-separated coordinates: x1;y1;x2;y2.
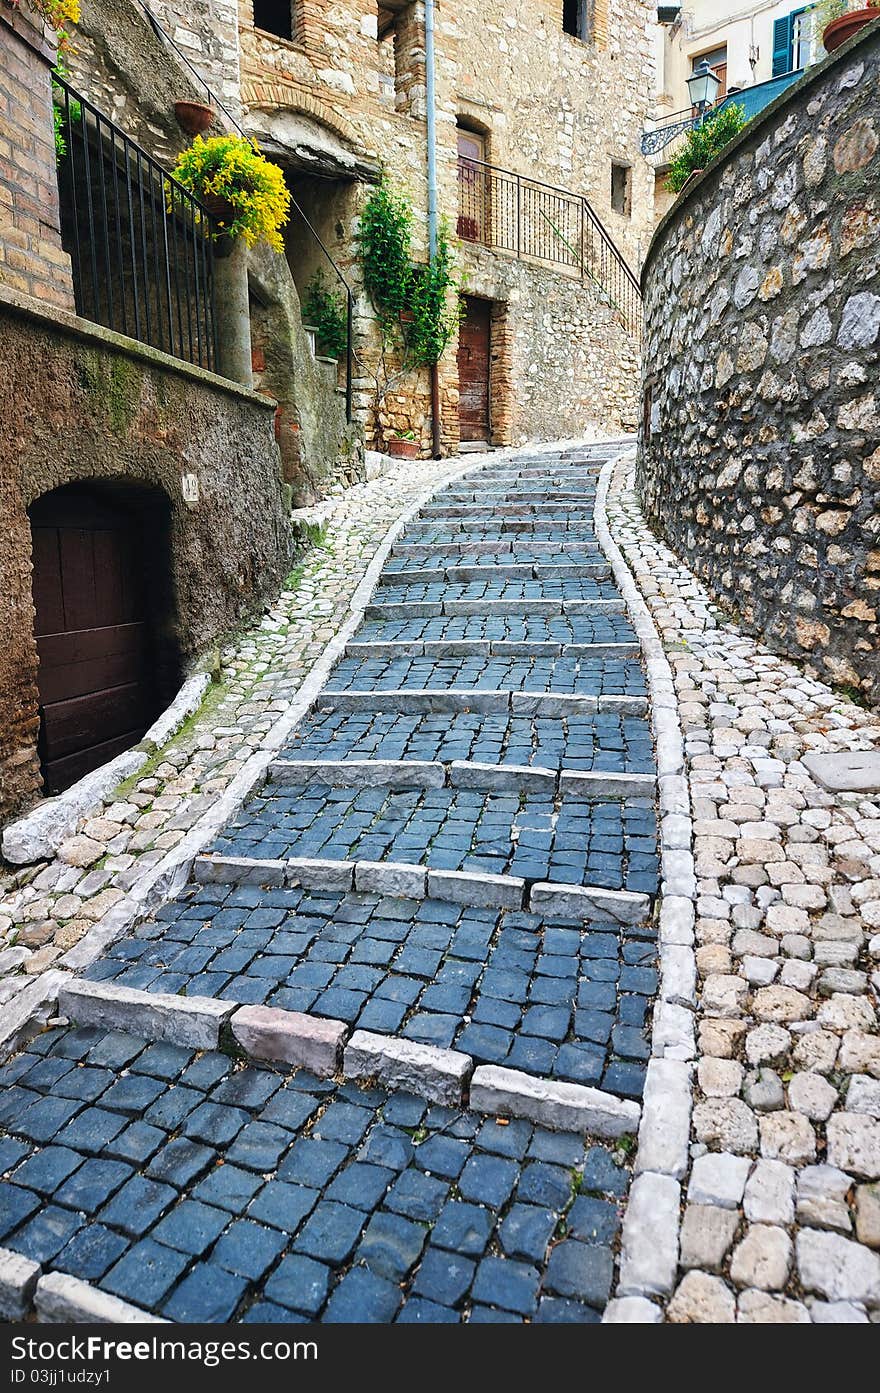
389;541;604;561
323;651;647;697
378;562;613;584
373;577;620;603
83;882;655;1095
208;784;658;895
283;706;655;775
0;1025;632;1323
354;613;636;648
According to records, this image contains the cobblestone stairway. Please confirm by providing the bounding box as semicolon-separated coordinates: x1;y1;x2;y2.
0;444;662;1325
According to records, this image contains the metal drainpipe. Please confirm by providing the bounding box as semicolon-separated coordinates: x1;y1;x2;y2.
425;0;442;458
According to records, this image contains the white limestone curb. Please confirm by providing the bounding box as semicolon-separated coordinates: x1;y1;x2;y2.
35;1272;167;1324
595;447;697;1324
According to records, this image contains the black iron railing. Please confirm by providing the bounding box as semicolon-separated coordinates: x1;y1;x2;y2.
458;158;642;338
123;0;354;419
53;75;218;372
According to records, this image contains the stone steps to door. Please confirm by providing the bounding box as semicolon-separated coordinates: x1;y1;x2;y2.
378;561;613;584
322;648;647;699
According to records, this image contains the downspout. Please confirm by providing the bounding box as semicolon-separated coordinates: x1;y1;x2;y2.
425;0;442;458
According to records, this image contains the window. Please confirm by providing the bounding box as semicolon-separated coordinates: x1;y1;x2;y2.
691;44;727;100
252;0;293;42
611;163;632;217
562;0;591;42
772;7;810;76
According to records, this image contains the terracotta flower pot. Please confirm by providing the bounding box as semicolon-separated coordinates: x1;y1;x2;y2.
200;192;237;226
823;8;879;53
387;438;419;459
174;100;216;135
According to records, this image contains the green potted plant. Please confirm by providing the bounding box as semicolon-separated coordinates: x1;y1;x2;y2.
171;134;290;249
387;429;420;459
815;0;880;53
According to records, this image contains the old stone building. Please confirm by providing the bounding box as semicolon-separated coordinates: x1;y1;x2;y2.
233;0;655;449
0;1;292;824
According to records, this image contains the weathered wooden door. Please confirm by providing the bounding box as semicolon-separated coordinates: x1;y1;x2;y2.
458;296;491;443
29;487;157;793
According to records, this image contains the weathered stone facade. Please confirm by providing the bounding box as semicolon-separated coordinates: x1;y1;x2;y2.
237;0;653;450
638;25;880;706
0;287;290;821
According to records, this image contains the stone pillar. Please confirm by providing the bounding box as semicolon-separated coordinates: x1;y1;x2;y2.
213;236;253;388
0;1;75;310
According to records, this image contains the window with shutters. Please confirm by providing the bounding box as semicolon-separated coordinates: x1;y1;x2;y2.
771;7;810;77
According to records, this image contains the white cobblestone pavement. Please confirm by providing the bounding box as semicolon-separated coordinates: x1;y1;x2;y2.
2;437;878;1323
603;451;880;1324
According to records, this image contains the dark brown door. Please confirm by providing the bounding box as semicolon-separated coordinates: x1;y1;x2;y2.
458;296;491;443
30;487;157;793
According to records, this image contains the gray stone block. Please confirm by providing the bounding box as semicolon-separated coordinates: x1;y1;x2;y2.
194;854;286;886
345;640;425;658
529;881;651;925
445;598;560;615
567;642;640;657
344;1029;473;1106
426;868;526;909
563;598;626;614
469;1064;640;1138
231;1004;346;1076
286;858;355;890
559;770;656;800
511;692;598;716
617;1172;681;1299
58;978;234;1050
803;752;880;794
635;1059;693;1179
325;689;511;713
364;601;442;619
448;760;556;792
0;1247;40;1320
35;1273;167;1324
270;759;445;789
420;640;491;657
355;860;428;898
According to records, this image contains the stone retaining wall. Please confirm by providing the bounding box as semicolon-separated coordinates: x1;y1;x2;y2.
638;23;880;705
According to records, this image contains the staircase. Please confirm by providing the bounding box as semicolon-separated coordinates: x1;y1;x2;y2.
457;158;642;339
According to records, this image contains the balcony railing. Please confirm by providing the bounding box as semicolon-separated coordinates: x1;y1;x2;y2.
457;158;642;339
53;75;218;372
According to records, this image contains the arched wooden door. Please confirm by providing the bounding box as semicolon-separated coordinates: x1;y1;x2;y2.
29;486;159;793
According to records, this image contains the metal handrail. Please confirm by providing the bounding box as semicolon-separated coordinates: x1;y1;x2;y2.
128;0;353;418
53;74;218;371
457;156;642;336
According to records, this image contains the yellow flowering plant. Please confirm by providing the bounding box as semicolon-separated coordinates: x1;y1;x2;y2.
7;0;79;51
172;134;291;252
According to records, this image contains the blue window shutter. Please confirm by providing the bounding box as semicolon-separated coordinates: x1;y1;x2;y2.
772;14;792;76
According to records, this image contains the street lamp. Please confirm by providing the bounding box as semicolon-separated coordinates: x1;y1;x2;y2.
686;59;721;123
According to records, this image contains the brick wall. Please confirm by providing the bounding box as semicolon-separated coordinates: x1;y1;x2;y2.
0;3;74;310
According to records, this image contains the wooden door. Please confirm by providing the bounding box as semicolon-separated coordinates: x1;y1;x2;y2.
29;487;157;793
458;296;491;443
457;128;487;243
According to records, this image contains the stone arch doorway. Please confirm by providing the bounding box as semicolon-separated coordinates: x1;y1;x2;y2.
28;481;178;794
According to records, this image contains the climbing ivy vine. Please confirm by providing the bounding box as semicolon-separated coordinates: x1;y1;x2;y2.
358;177;461;436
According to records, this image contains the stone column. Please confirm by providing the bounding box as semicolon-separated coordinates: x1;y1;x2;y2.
213;236;253;388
